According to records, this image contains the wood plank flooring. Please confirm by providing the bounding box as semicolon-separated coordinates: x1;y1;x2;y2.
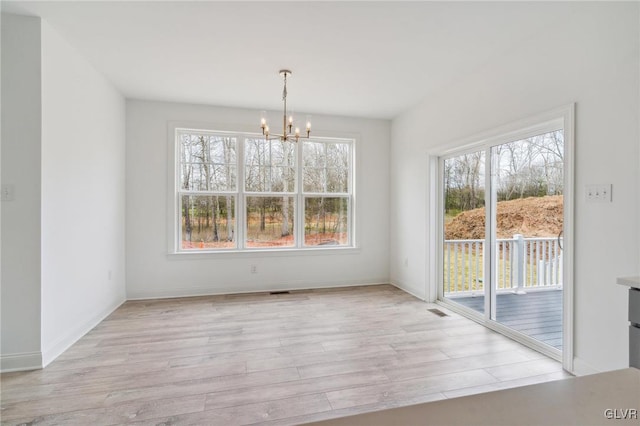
451;290;563;349
0;285;571;425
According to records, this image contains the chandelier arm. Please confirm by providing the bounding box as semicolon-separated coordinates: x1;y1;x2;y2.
260;69;310;143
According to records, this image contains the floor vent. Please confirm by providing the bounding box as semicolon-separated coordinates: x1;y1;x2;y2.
427;308;448;317
270;291;291;295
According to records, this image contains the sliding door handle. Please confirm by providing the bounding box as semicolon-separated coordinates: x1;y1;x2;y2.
557;230;563;251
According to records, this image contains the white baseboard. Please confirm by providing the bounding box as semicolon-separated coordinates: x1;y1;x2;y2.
0;351;42;372
41;297;125;367
390;279;426;301
127;278;389;300
572;357;601;376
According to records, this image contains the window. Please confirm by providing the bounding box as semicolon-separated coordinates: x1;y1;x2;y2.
174;128;354;252
302;141;351;246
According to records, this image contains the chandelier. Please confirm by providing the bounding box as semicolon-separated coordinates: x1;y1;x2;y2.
260;69;311;143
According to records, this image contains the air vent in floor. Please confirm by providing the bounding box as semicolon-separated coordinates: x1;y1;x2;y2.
427;308;448;317
270;291;291;295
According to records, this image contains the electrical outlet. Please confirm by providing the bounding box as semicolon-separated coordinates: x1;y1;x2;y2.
250;265;257;274
585;184;612;203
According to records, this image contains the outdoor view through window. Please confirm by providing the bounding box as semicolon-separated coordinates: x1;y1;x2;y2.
443;129;564;350
177;129;353;251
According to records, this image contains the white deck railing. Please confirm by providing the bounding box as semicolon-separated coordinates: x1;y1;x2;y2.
444;235;562;297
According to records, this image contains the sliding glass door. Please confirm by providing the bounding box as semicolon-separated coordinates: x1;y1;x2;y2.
489;132;564;350
442;150;487;314
440;127;566;357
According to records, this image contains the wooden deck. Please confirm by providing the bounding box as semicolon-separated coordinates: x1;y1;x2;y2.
448;290;563;350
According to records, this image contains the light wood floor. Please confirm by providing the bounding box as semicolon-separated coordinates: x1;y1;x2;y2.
0;285;571;425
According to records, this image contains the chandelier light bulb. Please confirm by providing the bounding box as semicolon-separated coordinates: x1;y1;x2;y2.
259;69;311;142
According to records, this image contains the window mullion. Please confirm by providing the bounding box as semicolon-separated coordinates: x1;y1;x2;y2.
323;144;328;193
267;140;272;192
175;134;182;253
297;141;304;248
237;134;245;249
349;142;354;246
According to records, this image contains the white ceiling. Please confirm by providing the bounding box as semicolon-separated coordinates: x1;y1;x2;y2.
2;1;577;119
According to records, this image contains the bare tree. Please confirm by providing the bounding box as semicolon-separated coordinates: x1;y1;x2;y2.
494;131;564;201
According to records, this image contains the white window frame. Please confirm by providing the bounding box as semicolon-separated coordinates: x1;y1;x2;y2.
175;128;240;251
301;138;353;248
167;123;356;255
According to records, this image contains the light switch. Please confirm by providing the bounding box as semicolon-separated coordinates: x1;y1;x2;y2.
585;184;612;203
1;184;14;201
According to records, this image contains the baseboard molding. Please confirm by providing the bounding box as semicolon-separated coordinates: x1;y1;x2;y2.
572;357;601;376
127;278;390;300
41;297;125;367
0;351;43;373
390;279;426;301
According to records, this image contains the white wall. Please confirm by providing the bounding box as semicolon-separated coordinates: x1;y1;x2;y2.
1;14;43;371
40;22;126;366
126;100;390;298
1;14;126;371
390;2;639;372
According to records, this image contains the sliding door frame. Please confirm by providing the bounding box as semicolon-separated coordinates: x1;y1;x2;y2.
428;104;575;373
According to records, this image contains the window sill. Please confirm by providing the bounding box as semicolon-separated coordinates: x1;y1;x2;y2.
167;246;361;260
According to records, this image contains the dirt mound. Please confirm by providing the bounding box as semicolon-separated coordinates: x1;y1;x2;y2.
445;195;563;240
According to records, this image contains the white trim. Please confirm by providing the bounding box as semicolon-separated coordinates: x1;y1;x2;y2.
127;279;389;300
0;351;42;373
238;135;246;248
435;155;446;305
390;280;426;301
560;104;576;373
167;122;179;254
41;297;125;367
351;133;360;248
572;357;601;376
167;246;361;260
486;147;494;319
436;297;485;321
426;155;439;303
